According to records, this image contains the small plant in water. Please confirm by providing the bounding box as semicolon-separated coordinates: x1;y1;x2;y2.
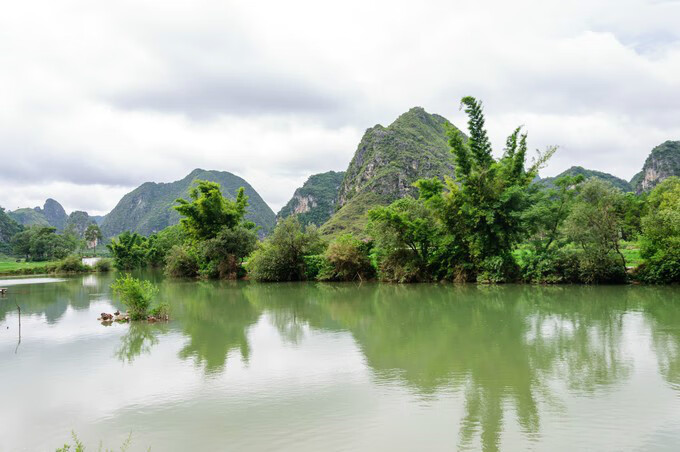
56;431;134;452
111;274;162;321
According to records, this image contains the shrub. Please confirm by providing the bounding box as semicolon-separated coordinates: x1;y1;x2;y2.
318;234;375;281
164;245;199;278
111;274;160;320
247;217;325;282
54;255;89;273
94;258;112;272
303;254;328;280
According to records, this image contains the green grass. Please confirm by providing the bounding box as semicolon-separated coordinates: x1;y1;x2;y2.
0;257;54;274
620;241;642;267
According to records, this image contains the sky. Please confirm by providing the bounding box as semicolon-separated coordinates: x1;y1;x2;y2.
1;0;679;215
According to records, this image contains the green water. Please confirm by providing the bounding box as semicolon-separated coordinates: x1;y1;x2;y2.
2;273;680;451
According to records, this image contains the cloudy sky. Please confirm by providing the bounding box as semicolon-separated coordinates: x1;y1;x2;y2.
1;0;679;215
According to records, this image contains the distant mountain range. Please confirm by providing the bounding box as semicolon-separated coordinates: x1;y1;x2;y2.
101;169;276;238
539;166;634;192
2;115;678;244
6;199;99;238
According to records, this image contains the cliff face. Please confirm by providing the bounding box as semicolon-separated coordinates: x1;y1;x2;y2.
101;169;275;238
634;141;680;193
277;171;345;227
320;107;461;236
43;199;68;231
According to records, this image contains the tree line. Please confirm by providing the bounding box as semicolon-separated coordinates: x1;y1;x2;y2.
104;97;679;285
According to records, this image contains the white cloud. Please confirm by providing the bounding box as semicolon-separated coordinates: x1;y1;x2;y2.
1;0;679;214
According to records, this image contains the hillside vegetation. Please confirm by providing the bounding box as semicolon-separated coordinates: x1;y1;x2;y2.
101;169;275;238
277;171;345;227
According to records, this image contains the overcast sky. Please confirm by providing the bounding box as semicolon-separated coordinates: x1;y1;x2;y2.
1;0;679;215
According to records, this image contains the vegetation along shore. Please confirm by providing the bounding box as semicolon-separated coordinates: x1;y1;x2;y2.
1;97;679;284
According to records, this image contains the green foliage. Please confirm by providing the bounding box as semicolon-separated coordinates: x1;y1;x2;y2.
565;179;628;281
302;254;328;280
11;226;78;261
368;196;440;282
638;177;680;283
111;274;160;321
164;245;199;277
55;255;89;273
425;97;554;282
94;258;113;272
145;225;185;267
0;207;22;254
278;171;345;227
64;211;95;238
84;223;102;244
101;168;275;238
198;226;258;278
318;234;374;281
174;180;250;241
8;208;51;227
56;431;132;452
322;107;460;237
247;216;325;281
107;231;148;269
540;166;633;192
524;174;584;255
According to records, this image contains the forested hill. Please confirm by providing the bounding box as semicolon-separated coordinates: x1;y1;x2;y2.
320;107;462;236
0;207;22;254
631;140;680;193
540;166;633;192
101;169;276;238
277;171;345;227
8;198;69;230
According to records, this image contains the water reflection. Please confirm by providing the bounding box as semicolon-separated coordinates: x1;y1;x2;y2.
3;274;680;451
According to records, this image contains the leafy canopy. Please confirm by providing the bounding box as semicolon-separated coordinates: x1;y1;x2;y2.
174;180;250;241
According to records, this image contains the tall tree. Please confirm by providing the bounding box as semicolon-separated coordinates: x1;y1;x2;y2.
174;180;250;241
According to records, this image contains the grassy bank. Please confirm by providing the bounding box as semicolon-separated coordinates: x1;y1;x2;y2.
0;257;55;275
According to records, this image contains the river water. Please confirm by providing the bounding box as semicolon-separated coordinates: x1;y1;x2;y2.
1;272;679;451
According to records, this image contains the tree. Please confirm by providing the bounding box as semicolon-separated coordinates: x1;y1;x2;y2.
84;224;103;256
319;234;374;281
107;231;148;269
10;226;76;261
368;196;440;282
638;177;680;283
174;180;249;241
247;216;324;282
565;179;628;282
419;96;554;281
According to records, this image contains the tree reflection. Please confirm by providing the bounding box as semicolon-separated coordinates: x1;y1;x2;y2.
115;321;168;363
170;281;261;374
245;282;638;452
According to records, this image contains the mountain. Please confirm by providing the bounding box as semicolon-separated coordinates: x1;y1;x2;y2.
277;171;345;227
633;141;680;193
101;169;276;238
65;211;96;238
8;208;51;227
540;166;633;192
8;199;69;231
0;207;22;254
320;107;460;236
43;198;68;231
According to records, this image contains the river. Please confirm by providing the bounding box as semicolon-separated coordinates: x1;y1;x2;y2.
1;272;679;451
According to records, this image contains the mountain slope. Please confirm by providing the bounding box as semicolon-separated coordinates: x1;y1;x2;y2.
541;166;633;192
8;199;70;230
277;171;345;227
320;107;460;236
634;141;680;193
0;207;22;254
101;169;275;237
43;198;68;231
8;208;51;227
